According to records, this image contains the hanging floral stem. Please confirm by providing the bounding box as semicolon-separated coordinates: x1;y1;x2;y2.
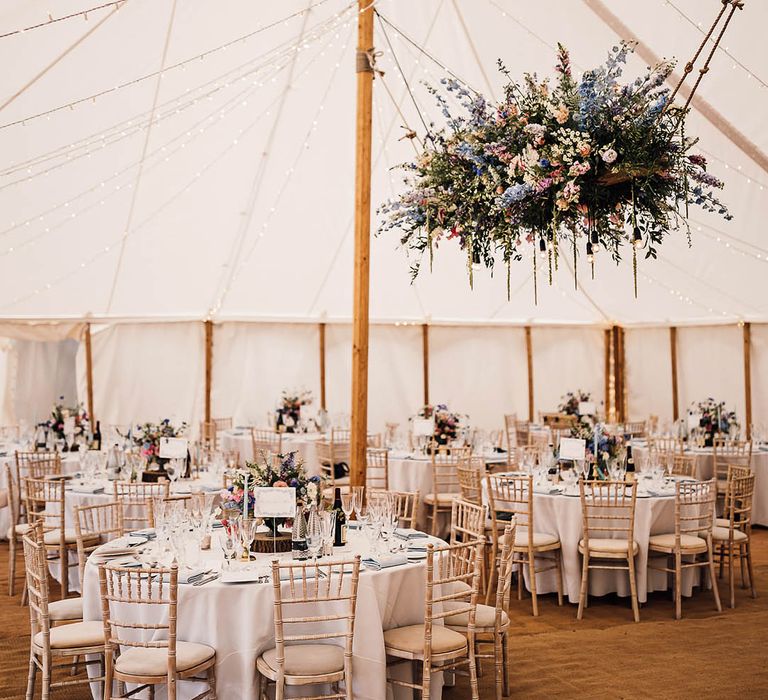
572;234;577;290
506;256;511;301
467;234;474;290
547;237;553;285
533;246;538;305
631;181;639;297
552;219;559;272
681;118;689;219
633;245;638;298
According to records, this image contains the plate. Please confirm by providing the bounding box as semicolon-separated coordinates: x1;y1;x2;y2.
220;570;266;584
406;551;427;560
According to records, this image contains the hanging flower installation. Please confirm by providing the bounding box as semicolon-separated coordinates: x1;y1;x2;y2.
378;42;732;300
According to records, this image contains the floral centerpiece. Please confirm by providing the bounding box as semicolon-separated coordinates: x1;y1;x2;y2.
695;398;738;446
558;390;595;423
572;421;625;477
277;389;313;433
418;404;463;447
379;42;730;299
127;419;188;466
41;396;89;449
218;451;321;534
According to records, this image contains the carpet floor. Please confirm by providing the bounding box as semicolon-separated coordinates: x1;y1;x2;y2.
1;530;767;699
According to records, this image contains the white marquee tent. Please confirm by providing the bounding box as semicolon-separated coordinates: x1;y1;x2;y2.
0;0;766;434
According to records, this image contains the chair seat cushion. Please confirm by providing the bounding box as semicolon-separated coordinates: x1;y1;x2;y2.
715;517;729;528
712;526;748;543
259;644;344;676
514;531;559;549
12;522;32;538
423;493;459;506
384;624;467;655
445;603;508;630
49;596;83;621
115;641;215;676
648;533;708;551
579;538;638;556
33;621;103;650
43;529;99;546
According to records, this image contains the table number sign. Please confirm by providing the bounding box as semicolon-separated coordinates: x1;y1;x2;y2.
687;412;701;431
578;401;596;416
559;437;586;462
412;418;434;437
159;437;189;459
253;487;297;518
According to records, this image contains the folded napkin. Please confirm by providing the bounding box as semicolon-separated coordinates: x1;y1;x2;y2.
128;529;156;542
69;483;105;494
395;528;429;540
362;554;408;570
178;567;210;584
91;545;137;560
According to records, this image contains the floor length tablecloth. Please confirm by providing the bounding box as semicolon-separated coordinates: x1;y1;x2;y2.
82;531;442;700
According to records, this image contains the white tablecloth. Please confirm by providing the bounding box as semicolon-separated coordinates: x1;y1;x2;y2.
220;430;323;476
82;530;443;700
634;443;768;526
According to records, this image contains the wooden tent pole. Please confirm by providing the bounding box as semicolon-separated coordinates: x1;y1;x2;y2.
670;326;679;422
319;322;327;411
84;323;95;424
350;0;374;489
604;328;611;420
422;323;429;406
204;320;213;424
525;326;534;422
743;322;752;440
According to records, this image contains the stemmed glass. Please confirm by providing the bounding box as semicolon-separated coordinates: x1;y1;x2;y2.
239;518;258;561
306;506;323;562
352;486;364;521
219;526;237;570
320;510;336;556
341;493;354;531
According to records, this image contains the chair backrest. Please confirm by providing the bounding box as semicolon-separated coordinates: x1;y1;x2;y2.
492;522;517;624
391;490;419;529
99;562;180;681
269;556;361;678
528;429;550;449
486;473;533;537
423;541;481;673
430;447;470;497
199;421;218;448
649;436;684;456
365;448;389;490
331;428;352;443
673;479;716;543
457;458;484;505
579;480;638;549
316;440;336;488
21;523;52;643
449;498;485;546
622;421;647;437
514;420;530;447
24;476;65;538
714;440;752;482
213;417;232;431
251;428;282;460
670;455;697;478
74;501;125;584
503;414;517;453
550;427;572;450
4;463;21;527
29;455;63;479
113;480;170;530
15;450;59;501
724;473;755;534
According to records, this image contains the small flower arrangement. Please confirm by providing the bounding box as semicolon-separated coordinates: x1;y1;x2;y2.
219;451;321;525
695;398;738;441
558;390;593;418
572;422;625;469
128;419;188;463
42;396;89;441
418;404;463;446
277;389;313;432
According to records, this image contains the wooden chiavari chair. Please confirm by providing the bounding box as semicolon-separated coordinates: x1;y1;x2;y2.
365;447;389;490
647;479;721;619
447;522;516;700
514;420;530;447
251;428;282;461
113;481;169;531
622;420;647;438
577;480;640;622
73;501;125;589
391;490;420;529
199;421;218;449
317;440;351;495
450;498;488;592
213;417;232;431
29;455;63;479
528;429;550;450
423;446;470;537
256;555;361;700
457;458;485;505
15;450;59;513
5;463;29;597
22;523;105;700
385;540;482;700
485;474;563;615
713;472;757;608
99;562;217;699
503;414;517;456
713;438;752;496
669;454;697;478
716;463;752;529
25;476;100;600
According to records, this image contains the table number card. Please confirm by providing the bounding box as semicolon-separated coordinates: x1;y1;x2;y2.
253;487;297;518
412;418;435;437
687;412;701;430
559;437;586;461
159;437;188;459
578;401;596;416
63;416;76;434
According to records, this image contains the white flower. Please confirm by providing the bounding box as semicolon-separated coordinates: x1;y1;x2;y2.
601;148;618;164
307;481;318;504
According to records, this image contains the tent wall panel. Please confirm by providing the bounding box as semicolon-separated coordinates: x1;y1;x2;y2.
624;327;673;425
531;327;604;418
676;325;745;423
750;323;768;429
211;322;320;428
76;322;204;433
429;326;528;430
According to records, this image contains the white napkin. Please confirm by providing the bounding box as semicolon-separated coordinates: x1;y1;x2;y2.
69;482;105;494
178;567;210;584
395;528;428;540
362;554;408;570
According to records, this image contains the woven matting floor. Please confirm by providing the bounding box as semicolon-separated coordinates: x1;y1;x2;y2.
1;530;767;699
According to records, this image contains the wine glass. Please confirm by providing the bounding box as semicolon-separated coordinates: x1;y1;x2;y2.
320;510;336;555
239;518;258;561
306;508;323;562
219;530;237;570
166;458;184;485
351;486;364;520
341;493;354;527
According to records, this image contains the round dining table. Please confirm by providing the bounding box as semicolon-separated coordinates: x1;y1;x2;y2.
81;528;445;700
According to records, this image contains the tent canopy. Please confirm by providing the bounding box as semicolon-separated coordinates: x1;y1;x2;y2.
0;0;766;326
